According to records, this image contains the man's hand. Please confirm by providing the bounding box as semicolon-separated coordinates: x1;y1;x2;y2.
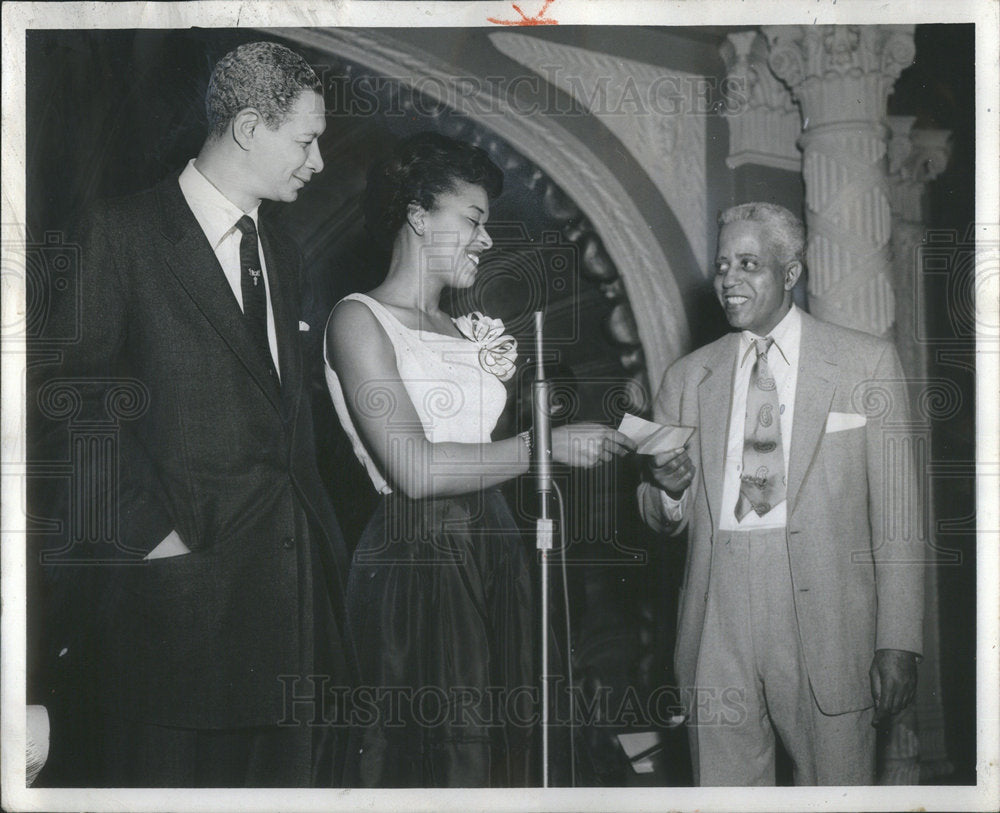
648;447;695;499
869;648;919;728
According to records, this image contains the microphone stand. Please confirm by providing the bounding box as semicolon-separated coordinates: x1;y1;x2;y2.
531;311;554;788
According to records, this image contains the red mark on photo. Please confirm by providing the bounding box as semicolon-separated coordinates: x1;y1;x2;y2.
487;0;558;26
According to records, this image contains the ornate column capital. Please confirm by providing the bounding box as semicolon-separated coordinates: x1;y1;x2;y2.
762;24;915;127
908;128;953;181
889;119;953;182
719;29;800;171
887;116;919;174
888;116;953;223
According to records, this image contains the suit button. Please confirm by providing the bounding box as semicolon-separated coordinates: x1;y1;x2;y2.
282;536;295;549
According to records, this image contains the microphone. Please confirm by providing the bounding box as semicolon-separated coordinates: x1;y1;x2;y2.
532;311;554;546
531;310;555;787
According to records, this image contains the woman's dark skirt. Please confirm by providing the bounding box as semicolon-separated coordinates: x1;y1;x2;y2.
344;489;534;787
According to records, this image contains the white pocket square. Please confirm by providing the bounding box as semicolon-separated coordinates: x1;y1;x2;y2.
825;411;866;433
299;321;310;332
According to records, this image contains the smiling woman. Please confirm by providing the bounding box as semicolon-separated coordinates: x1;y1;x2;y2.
322;132;635;787
409;179;494;291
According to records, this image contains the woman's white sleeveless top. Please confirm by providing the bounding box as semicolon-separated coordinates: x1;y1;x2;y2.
323;293;508;494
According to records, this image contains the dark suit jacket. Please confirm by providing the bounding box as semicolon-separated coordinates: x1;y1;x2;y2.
59;171;351;729
638;312;924;717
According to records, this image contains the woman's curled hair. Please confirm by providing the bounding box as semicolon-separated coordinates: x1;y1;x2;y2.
364;132;503;246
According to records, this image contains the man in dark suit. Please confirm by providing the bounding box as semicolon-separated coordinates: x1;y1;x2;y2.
638;203;924;785
52;41;352;786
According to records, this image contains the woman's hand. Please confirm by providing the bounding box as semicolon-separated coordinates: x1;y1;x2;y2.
551;424;636;468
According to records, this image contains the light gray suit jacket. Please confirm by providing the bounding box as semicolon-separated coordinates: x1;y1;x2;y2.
639;311;924;716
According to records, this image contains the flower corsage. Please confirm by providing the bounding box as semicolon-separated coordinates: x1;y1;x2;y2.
452;311;518;382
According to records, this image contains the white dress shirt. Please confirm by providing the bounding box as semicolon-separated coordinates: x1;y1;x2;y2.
662;304;802;529
177;159;281;378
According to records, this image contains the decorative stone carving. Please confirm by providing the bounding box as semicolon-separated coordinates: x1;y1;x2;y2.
889;119;953;221
275;26;691;389
489;31;710;272
719;30;801;172
888;116;920;219
888;117;952;378
886;116;954;783
763;25;915;337
764;26;916;125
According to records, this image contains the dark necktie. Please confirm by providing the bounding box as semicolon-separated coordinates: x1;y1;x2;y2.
735;337;786;520
234;215;277;380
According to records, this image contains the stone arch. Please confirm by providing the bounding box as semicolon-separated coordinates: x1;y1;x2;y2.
272;26;693;391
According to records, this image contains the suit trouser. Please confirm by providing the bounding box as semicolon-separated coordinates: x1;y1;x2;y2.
691;528;874;786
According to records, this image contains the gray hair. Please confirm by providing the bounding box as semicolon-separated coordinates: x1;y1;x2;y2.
718;202;805;267
205;42;322;139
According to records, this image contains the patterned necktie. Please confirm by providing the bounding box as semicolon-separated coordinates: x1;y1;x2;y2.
735;337;786;520
234;215;277;381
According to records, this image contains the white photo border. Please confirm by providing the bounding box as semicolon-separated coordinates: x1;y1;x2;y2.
2;2;997;811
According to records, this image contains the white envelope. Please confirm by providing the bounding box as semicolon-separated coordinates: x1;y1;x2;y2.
299;321;310;332
618;413;695;455
825;411;866;433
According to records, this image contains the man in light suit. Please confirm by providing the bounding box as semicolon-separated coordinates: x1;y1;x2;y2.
50;42;352;786
638;203;924;785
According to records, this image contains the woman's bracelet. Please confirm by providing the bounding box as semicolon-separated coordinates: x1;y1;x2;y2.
518;429;533;460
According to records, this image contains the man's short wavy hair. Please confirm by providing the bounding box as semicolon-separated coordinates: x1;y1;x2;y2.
718;202;805;267
205;42;322;139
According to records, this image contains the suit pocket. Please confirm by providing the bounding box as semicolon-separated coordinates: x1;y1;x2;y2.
118;548;220;661
821;423;865;478
825;411;866;433
134;543;206;575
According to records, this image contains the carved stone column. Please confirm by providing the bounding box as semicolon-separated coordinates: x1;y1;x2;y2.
763;25;916;337
884;116;955;784
888;118;953;380
720;30;800;172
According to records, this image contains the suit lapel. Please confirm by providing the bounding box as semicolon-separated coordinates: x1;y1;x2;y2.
787;315;838;511
697;333;739;527
155;176;282;415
